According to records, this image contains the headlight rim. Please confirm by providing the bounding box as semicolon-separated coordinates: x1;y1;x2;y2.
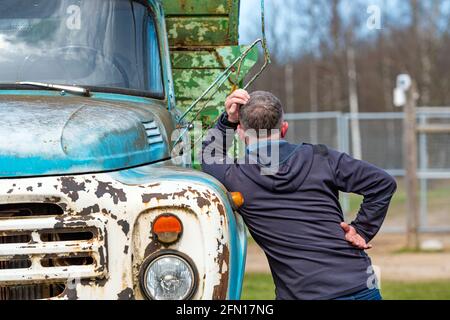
139;250;199;300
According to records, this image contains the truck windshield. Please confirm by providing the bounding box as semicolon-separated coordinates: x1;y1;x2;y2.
0;0;163;97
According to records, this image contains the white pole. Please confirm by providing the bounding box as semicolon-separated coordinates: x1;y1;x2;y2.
347;46;362;160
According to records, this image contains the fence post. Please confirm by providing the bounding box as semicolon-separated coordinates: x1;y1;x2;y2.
403;81;420;250
419;114;428;228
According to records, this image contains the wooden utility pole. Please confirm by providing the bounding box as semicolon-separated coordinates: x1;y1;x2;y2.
403;80;420;250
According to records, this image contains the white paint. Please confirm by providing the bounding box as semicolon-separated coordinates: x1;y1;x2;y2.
0;169;231;300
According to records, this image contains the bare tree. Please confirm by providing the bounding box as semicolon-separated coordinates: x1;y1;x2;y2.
245;0;450;113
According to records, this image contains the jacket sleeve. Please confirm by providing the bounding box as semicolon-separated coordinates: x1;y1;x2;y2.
328;149;397;242
200;112;238;184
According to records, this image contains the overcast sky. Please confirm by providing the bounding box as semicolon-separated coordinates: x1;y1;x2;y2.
239;0;450;59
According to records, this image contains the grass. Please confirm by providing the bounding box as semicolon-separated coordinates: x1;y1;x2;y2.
393;247;446;254
344;182;450;227
241;273;450;300
346;182;450;214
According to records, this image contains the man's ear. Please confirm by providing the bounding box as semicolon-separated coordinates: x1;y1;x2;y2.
237;124;250;145
280;121;289;138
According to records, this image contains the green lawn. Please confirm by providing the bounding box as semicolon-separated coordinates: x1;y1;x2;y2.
241;273;450;300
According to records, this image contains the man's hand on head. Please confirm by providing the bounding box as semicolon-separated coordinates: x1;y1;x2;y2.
225;89;250;124
340;222;372;250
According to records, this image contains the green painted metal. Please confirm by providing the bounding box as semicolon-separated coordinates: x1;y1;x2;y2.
172;46;258;112
166;17;231;47
162;0;256;126
163;0;230;15
163;0;239;46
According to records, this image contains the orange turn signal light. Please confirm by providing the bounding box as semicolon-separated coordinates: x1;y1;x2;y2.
230;192;244;209
152;214;183;244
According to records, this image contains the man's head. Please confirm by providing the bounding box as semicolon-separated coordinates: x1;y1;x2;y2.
237;91;289;142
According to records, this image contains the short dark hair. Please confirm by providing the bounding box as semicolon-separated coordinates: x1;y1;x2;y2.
239;91;284;136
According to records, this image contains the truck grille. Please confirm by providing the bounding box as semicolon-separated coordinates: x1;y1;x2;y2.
0;283;65;300
0;234;65;299
0;203;63;218
0;203;107;300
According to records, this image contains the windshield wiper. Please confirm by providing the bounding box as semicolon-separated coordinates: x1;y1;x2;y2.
16;81;91;97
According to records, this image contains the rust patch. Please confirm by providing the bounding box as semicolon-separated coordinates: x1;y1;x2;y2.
148;183;161;188
96;277;108;287
212;244;230;300
216;203;226;217
59;177;86;202
44;196;62;203
61;286;78;300
142;193;170;202
53;216;65;229
172;190;188;199
98;227;108;272
52;214;94;228
117;219;130;236
95;181;127;205
186;186;202;198
79;204;100;216
144;239;161;258
80;278;107;287
117;288;135;300
196;196;211;208
58;202;68;212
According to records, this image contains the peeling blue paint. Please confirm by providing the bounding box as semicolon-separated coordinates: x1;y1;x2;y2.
0;90;160;105
0;97;168;177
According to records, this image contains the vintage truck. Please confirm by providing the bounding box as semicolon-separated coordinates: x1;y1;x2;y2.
0;0;264;300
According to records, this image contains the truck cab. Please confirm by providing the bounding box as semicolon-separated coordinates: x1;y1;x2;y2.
0;0;255;300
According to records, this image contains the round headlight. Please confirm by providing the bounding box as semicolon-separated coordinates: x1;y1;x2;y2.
140;252;197;300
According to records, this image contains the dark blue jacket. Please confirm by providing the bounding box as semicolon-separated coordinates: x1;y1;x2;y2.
201;113;397;300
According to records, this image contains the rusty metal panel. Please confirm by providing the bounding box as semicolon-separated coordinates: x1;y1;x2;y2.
0;167;236;299
163;0;239;47
171;51;227;69
163;0;230;15
162;1;257;125
166;17;231;47
170;45;258;121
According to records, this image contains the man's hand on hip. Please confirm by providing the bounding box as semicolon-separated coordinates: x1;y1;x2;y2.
225;89;250;123
340;222;372;250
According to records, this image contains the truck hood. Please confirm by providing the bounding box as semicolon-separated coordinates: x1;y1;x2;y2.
0;95;171;178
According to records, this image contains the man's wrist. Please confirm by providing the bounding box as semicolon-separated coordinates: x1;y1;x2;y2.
228;117;239;124
350;222;370;242
220;112;239;129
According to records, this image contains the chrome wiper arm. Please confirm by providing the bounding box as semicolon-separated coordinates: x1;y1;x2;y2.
16;81;91;97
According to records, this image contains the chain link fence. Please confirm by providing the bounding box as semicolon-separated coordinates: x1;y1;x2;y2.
284;108;450;233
